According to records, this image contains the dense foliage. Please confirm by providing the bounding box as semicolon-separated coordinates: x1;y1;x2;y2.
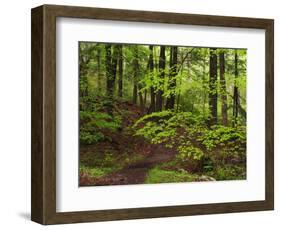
133;111;246;176
79;42;247;186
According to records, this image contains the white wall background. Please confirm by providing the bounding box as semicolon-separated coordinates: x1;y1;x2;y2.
0;0;279;229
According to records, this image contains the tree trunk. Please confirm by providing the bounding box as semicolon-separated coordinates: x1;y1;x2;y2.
176;52;184;112
133;83;138;103
219;51;228;126
202;51;207;117
117;45;123;97
165;46;178;110
105;45;113;97
233;50;239;126
144;89;147;108
97;44;102;93
79;45;90;99
112;46;118;84
139;90;144;109
105;45;118;115
132;46;139;104
148;45;156;113
156;46;166;112
209;48;218;126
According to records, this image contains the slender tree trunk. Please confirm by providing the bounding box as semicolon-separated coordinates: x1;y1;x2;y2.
138;67;144;110
105;45;113;97
144;89;147;108
105;45;118;115
133;84;138;103
219;51;228;126
156;46;166;112
139;90;144;109
209;48;218;126
79;44;90;110
165;46;178;110
132;46;139;104
176;51;183;112
148;46;156;113
112;46;118;83
117;45;123;98
97;45;102;93
79;46;91;99
202;51;207;117
233;50;239;126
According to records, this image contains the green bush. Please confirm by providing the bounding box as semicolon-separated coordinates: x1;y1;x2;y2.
198;125;246;151
80;164;116;178
145;167;196;184
177;145;204;161
133;111;175;145
133;111;206;145
205;165;246;181
133;111;207;160
80;111;121;144
133;111;246;177
80;131;104;144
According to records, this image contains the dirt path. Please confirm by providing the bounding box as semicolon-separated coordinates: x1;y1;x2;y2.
79;101;177;186
88;145;175;186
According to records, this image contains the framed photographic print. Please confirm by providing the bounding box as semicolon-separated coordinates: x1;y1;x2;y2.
31;4;274;225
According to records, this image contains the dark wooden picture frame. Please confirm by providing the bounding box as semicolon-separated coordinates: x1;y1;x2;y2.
31;4;274;225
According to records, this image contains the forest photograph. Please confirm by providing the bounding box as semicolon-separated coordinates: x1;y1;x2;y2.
79;42;247;186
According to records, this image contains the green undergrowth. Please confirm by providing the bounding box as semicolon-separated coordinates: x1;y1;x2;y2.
145;152;246;183
134;111;246;181
205;165;246;181
145;167;197;184
80;150;145;178
80;165;117;178
80;110;121;144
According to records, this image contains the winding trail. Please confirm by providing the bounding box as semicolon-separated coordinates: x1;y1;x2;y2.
79;101;177;186
87;145;175;186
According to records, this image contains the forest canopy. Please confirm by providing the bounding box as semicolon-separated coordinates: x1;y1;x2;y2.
79;42;247;186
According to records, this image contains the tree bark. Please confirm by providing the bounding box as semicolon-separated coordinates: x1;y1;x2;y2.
209;48;218;126
79;44;91;110
117;45;123;98
156;46;166;112
219;51;228;126
148;46;156;113
105;45;113;97
132;46;139;104
176;51;184;112
79;44;91;99
144;89;147;108
233;50;239;126
202;50;208;117
139;90;144;109
165;46;178;110
105;45;118;115
97;44;102;93
112;46;118;84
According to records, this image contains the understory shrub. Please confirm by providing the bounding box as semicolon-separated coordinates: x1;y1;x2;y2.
80;111;121;144
133;111;246;175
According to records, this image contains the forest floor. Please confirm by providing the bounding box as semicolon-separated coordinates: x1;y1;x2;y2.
83;145;176;186
79;100;245;186
80;101;181;186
